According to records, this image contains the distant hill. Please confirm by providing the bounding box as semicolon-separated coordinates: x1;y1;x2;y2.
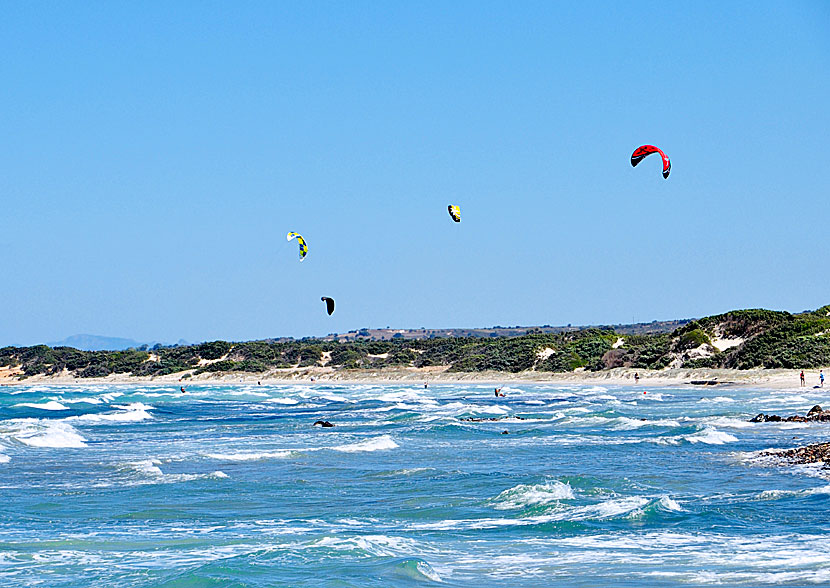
47;334;144;351
3;306;827;379
321;319;689;342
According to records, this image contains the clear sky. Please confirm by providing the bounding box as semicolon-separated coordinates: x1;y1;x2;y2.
1;1;828;346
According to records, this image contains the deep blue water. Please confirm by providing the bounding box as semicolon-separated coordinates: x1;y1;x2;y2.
1;381;830;587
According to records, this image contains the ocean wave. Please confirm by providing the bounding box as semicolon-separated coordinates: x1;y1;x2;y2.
313;534;421;557
59;397;103;405
492;480;574;509
13;401;69;411
684;427;738;444
411;495;666;530
331;435;399;453
265;397;299;405
757;485;830;500
124;459;228;484
206;450;295;461
0;418;87;448
71;403;153;423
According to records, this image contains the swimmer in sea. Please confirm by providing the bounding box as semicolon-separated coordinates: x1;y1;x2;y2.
180;386;186;393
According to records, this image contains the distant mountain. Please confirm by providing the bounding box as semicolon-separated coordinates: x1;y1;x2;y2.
47;334;144;351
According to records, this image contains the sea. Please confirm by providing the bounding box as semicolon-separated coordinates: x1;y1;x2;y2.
1;381;829;587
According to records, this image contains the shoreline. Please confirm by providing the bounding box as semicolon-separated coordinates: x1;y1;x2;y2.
1;366;822;390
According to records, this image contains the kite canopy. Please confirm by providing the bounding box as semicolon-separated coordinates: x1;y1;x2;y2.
631;145;671;179
286;232;308;261
321;296;335;315
448;205;461;222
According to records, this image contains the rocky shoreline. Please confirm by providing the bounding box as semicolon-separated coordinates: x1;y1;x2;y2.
761;443;830;465
753;406;830;466
750;405;830;423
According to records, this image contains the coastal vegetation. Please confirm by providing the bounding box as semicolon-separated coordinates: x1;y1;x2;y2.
2;306;829;380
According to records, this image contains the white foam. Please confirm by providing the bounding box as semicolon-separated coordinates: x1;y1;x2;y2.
314;534;420;557
0;454;9;464
1;418;87;448
331;435;399;453
207;450;294;461
570;496;651;520
697;396;735;403
265;397;299;405
657;496;684;511
125;459;228;484
706;416;754;429
472;405;509;415
759;485;830;500
72;402;153;423
14;401;69;411
684;427;738;445
493;480;574;510
416;561;442;583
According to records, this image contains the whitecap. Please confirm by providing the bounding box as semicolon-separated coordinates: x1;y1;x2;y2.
684;427;738;445
331;435;399;453
313;534;420;557
124;459;229;484
13;401;68;411
657;496;684;511
206;450;294;461
492;480;574;510
1;418;87;448
72;403;153;423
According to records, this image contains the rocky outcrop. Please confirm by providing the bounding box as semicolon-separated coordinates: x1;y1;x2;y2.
750;405;830;423
761;442;830;465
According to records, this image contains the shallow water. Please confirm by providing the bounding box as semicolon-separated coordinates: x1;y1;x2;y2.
1;382;829;586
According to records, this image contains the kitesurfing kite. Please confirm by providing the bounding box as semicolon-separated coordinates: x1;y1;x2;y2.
321;297;335;315
631;145;671;179
286;232;308;261
448;205;461;223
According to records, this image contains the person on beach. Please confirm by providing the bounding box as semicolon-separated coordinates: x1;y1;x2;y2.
634;373;640;383
821;371;825;388
801;371;806;387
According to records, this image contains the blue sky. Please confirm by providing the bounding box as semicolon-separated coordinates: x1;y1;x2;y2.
1;1;828;346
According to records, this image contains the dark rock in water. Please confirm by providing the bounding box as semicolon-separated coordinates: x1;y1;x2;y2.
749;408;830;423
762;442;830;466
750;413;781;422
313;420;334;428
501;430;509;435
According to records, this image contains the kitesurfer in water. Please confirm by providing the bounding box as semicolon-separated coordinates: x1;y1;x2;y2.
495;388;505;397
180;386;186;393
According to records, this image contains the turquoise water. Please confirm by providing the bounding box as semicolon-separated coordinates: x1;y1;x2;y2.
1;382;829;587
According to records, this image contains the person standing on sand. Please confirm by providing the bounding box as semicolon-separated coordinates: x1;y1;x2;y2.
634;373;640;383
801;371;806;387
821;370;825;388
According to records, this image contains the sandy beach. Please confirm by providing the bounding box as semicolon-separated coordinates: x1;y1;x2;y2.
1;365;823;390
